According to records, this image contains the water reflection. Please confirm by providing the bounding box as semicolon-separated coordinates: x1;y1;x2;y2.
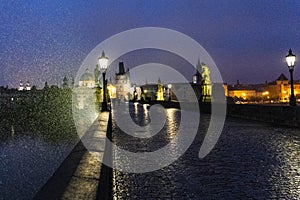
126;102;150;127
0;114;77;144
11;125;14;140
143;103;149;115
112;106;300;199
113;103;179;151
266;129;300;198
134;102;138;115
0;88;78;199
165;108;179;140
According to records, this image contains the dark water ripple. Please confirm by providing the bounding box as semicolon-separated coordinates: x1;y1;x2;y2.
112;104;300;199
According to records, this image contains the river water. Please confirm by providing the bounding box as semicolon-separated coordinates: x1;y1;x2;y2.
1;102;300;199
112;103;300;199
0;124;77;199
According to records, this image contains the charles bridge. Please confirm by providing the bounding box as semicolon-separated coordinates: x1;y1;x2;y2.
32;101;300;199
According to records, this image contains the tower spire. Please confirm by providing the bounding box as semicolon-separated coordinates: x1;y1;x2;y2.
196;57;202;73
158;77;162;84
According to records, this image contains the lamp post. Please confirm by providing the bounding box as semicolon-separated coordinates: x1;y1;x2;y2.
133;84;138;101
285;49;296;106
168;84;172;101
98;51;109;111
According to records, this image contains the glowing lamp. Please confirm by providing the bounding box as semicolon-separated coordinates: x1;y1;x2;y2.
98;51;109;111
98;51;109;71
286;49;296;70
285;49;297;106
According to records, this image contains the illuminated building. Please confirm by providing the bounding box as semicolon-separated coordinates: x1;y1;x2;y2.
18;81;24;91
78;69;95;88
141;84;157;102
115;62;131;101
25;81;31;91
18;81;31;91
107;83;116;99
227;73;300;103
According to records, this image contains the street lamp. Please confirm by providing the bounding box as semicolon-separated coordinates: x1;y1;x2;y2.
98;51;109;111
285;49;296;106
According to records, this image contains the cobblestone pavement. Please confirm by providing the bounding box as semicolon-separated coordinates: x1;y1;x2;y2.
112;105;300;199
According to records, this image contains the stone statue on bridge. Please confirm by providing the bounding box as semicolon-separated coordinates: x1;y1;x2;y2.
201;63;212;101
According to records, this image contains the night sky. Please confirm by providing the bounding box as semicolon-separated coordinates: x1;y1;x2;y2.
1;0;300;88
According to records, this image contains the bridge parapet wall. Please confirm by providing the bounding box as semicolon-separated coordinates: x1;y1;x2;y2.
227;104;300;127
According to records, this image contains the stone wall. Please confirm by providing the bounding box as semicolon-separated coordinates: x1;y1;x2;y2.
149;101;300;127
226;104;300;127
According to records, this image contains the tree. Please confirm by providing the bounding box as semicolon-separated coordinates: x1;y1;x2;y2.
31;85;37;91
62;76;69;89
71;77;75;88
43;81;49;90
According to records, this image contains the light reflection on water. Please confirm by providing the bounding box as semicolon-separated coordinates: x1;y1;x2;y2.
165;108;179;140
11;126;15;140
265;129;300;197
112;103;300;199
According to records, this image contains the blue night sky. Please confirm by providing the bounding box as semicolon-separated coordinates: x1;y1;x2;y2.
1;0;300;88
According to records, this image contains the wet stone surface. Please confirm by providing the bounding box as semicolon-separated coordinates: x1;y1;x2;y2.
112;104;300;199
